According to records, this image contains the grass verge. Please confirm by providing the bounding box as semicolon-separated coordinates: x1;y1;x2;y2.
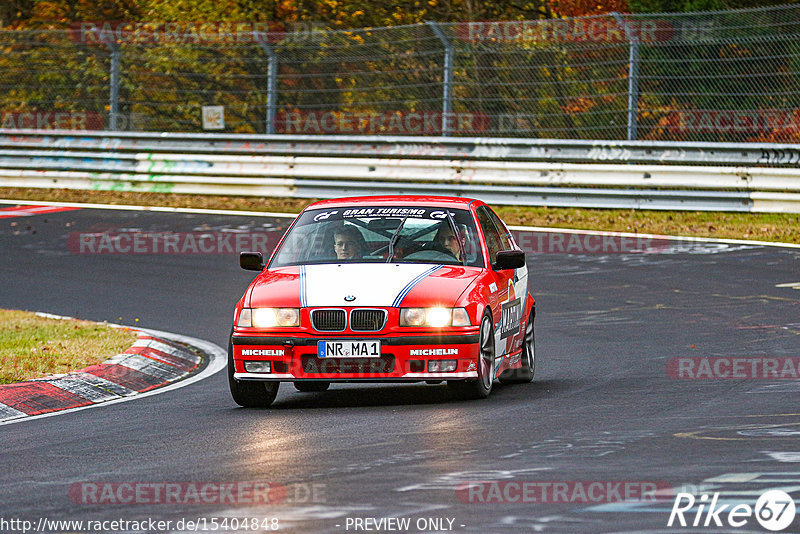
0;309;138;384
2;187;799;243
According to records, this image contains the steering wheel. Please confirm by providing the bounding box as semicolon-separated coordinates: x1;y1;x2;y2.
419;240;458;260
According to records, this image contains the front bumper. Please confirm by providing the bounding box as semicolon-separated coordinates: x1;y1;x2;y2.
231;332;480;381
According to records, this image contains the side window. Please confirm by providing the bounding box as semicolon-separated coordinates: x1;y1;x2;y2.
476;207;504;267
486;208;514;250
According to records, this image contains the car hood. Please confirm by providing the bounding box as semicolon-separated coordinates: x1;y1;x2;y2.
247;263;481;308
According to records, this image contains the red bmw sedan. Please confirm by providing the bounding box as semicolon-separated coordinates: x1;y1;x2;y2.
229;196;535;407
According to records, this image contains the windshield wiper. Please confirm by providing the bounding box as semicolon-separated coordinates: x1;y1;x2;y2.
386;216;408;263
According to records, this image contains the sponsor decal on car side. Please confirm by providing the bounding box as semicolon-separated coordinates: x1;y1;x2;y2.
500;298;522;339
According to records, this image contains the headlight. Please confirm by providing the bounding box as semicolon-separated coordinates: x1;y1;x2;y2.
399;307;471;327
237;308;300;328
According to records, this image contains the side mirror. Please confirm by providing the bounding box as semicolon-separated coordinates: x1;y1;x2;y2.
494;249;525;270
240;251;264;271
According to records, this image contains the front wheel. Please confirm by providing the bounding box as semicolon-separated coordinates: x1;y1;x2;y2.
228;335;279;407
448;312;494;399
499;309;535;384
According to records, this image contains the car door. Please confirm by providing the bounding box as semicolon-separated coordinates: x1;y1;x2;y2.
486;207;529;356
475;206;524;369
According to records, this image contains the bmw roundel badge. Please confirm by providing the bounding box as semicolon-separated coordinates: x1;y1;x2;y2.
344;295;356;302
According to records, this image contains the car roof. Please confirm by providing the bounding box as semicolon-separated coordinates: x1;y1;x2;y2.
305;196;482;210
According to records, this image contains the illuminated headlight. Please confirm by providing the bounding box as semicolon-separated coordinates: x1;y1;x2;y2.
244;361;272;373
428;360;458;372
400;308;471;327
237;308;300;328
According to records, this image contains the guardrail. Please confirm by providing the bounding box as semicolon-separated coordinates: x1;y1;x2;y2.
4;130;800;165
1;130;799;212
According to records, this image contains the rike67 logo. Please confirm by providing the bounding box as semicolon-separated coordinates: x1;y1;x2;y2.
669;490;797;531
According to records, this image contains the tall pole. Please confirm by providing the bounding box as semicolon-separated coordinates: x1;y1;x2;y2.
106;42;120;131
612;13;639;141
257;40;278;134
426;21;454;136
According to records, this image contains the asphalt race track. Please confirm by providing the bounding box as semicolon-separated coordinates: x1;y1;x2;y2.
1;204;800;533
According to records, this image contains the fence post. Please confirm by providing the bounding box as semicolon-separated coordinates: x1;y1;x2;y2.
257;40;278;135
612;13;640;141
426;21;454;136
105;41;121;131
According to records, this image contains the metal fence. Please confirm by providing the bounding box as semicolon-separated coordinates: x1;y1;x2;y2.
2;4;800;142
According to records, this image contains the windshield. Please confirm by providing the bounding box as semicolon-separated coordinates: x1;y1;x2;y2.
270;206;484;268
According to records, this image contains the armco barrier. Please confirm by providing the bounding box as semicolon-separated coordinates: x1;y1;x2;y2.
1;130;799;212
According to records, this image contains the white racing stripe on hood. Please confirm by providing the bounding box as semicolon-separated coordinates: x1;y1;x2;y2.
302;263;441;307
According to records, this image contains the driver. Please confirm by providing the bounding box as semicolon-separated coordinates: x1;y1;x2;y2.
333;224;366;260
434;223;465;261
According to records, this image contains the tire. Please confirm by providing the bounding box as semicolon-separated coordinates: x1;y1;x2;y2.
228;334;279;408
499;309;535;384
448;312;495;399
294;381;330;392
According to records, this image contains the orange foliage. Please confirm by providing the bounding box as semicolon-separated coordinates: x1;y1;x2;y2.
276;0;299;21
563;97;596;114
638;98;682;141
548;0;630;18
749;127;800;144
30;2;69;24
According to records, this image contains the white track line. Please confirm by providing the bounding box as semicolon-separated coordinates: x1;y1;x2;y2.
0;198;297;218
505;224;800;249
2;197;798;249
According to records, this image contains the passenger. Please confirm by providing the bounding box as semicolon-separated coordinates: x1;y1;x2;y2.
434;224;465;261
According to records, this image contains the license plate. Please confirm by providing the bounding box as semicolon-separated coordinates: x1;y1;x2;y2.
317;340;381;358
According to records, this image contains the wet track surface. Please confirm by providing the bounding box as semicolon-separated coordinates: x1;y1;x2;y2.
1;205;800;533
